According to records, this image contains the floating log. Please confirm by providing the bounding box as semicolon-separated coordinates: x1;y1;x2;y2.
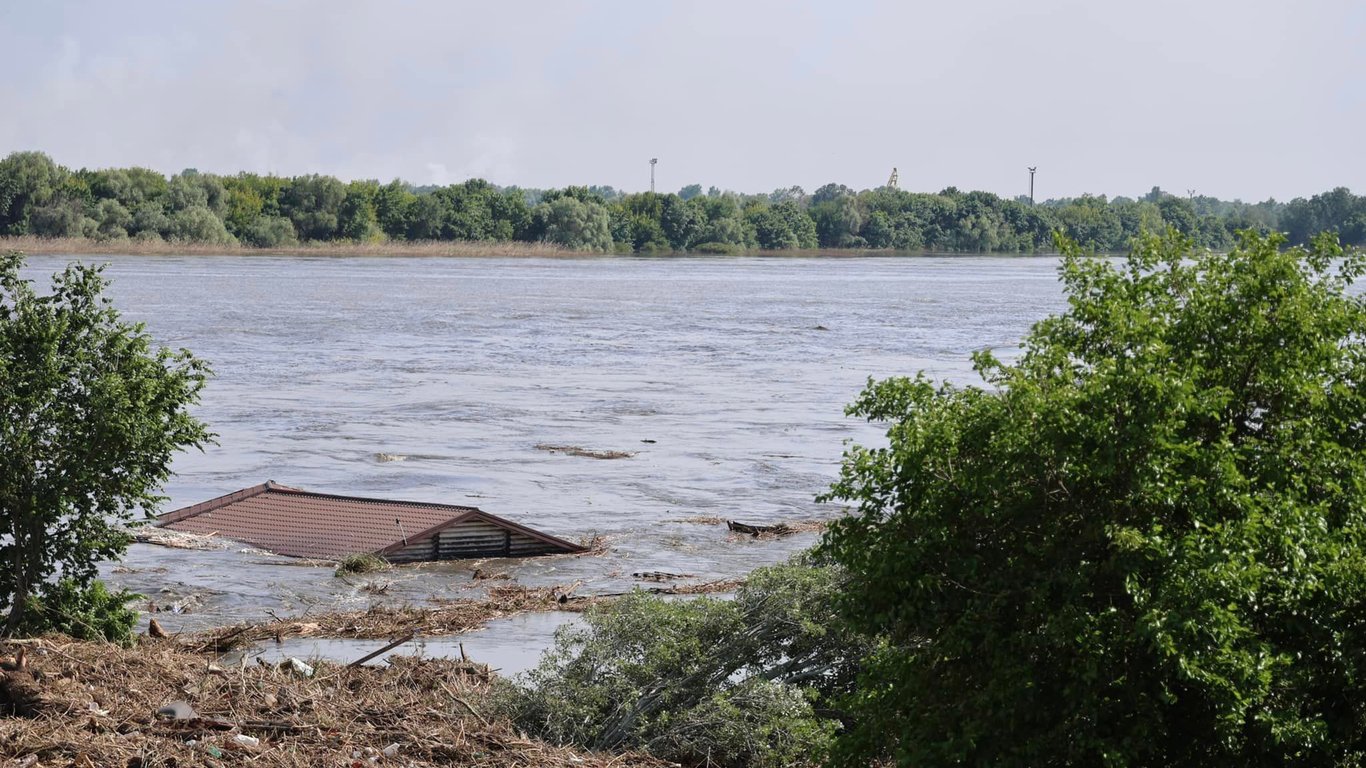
726;520;794;537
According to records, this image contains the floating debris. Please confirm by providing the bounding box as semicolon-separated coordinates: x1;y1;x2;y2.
127;525;231;551
375;452;408;462
631;571;693;582
667;517;828;535
185;584;580;647
534;443;636;460
667;515;726;525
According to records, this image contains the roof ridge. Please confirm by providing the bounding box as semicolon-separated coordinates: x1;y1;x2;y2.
157;481;277;525
256;485;482;513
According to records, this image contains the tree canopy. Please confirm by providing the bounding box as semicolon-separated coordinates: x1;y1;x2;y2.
4;151;1364;254
0;251;212;641
820;230;1366;765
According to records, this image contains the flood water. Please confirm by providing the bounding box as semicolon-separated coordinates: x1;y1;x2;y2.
21;253;1068;633
248;610;581;677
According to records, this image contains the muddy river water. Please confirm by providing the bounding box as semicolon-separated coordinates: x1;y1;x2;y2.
22;253;1068;648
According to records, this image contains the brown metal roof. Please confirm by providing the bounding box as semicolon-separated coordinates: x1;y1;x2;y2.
157;481;584;560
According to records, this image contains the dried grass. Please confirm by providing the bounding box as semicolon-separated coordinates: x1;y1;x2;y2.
1;235;579;259
0;637;667;767
125;526;232;552
185;585;579;650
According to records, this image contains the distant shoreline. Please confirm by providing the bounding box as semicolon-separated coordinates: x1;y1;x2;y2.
1;235;577;258
1;236;1054;259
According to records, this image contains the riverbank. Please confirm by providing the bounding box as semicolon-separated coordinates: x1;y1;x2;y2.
0;635;666;767
0;235;577;258
1;580;751;766
1;234;1017;259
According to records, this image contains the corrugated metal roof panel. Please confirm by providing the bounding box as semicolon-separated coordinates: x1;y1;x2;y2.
157;481;583;560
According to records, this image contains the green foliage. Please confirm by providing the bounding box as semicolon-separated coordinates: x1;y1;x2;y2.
167;205;236;245
531;196;613;252
3;150;1364;254
0;251;212;636
166;171;228;216
241;215;298;248
749;201;818;250
819;230;1366;765
28;199;96;238
281;174;345;241
338;181;382;242
16;578;140;646
0;152;65;235
499;561;863;767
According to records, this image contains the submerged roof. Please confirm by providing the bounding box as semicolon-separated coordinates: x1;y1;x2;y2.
157;481;584;560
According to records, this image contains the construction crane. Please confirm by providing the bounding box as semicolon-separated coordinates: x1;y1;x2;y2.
886;167;899;189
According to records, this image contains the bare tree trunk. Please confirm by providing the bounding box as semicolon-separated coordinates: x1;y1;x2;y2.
3;511;32;637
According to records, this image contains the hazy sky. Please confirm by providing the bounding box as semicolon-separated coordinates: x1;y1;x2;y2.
2;1;1362;201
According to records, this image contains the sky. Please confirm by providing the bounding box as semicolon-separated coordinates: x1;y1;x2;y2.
1;0;1362;201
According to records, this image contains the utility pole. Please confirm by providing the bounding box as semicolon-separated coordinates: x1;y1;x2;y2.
1028;166;1037;205
650;158;657;194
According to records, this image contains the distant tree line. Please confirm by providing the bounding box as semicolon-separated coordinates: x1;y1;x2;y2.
1;151;1363;253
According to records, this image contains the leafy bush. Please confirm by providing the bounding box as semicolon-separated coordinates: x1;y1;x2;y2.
167;205;236;245
242;215;299;248
690;241;743;255
498;560;862;767
820;230;1366;765
17;579;140;646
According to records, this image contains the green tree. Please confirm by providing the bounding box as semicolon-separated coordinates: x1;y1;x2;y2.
167;206;236;245
338;180;381;241
88;167;168;210
820;230;1366;765
810;196;863;247
0;152;66;235
0;252;211;640
166;171;227;216
241;215;298;248
374;180;415;240
280;174;346;241
28;199;96;238
660;194;701;250
92;199;133;240
500;561;862;767
531;196;613;252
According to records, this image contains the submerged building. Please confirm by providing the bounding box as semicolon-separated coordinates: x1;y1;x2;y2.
158;481;585;562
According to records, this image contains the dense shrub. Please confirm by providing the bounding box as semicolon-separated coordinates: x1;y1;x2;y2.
498;560;863;767
17;579;140;646
242;215;299;248
820;230;1366;765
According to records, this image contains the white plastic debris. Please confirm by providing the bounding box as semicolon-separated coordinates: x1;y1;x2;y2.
283;657;315;678
233;734;260;748
382;743;400;757
156;700;197;720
